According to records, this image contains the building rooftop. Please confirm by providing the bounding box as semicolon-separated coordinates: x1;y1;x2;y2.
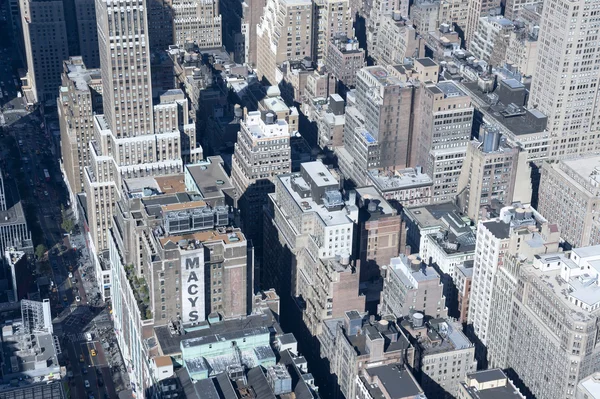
155;310;282;356
185;156;234;204
467;369;506;384
404;202;468;230
551;155;600;197
278;164;355;227
362;364;425;399
389;255;441;288
367;168;433;191
158;228;245;250
578;372;600;398
0;382;66;399
437;81;467;98
243;111;290;140
402;317;473;356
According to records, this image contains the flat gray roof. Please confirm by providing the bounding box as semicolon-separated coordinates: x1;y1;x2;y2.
365;364;423;398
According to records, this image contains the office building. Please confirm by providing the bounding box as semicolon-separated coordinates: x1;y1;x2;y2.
468;203;560;346
457;369;525;398
0;300;59;383
485;246;600;399
469;15;514;67
355;186;405;282
538;155;600;248
401;315;477;397
356;364;427;399
367;167;433;206
320;311;415;399
529;0;600;157
172;0;222;48
403;201;469;254
379;255;447;319
312;0;354;61
108;171;250;397
84;0;196;252
18;0;69;103
240;0;266;67
577;373;600;399
464;0;501;49
325;35;365;88
264;162;362;335
0;169;33;255
416;78;474;203
256;0;313;85
230;110;292;258
58;57;103;197
74;0;100;68
336;65;417;186
454;261;473;323
312;94;346;149
371;13;424;66
410;0;469;36
457;126;532;223
504;9;539;76
458;75;550;162
366;0;403;52
426;24;461;60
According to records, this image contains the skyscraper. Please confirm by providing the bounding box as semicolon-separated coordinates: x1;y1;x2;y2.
18;0;69;103
85;0;192;251
256;0;313;84
172;0;222;48
529;0;600;157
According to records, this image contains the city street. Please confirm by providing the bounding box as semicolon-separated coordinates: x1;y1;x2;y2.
0;1;128;397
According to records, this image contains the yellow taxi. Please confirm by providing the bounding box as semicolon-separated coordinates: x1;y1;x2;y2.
90;349;97;357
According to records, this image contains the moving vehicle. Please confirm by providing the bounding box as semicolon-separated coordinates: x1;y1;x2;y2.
84;380;90;388
90;349;96;356
75;296;81;302
43;169;50;181
79;355;84;363
85;332;92;342
68;272;73;278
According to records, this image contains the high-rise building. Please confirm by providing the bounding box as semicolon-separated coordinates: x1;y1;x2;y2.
379;255;448;319
355;186;404;282
312;0;354;61
415;78;474;203
485;246;600;399
401;315;477;397
264;161;362;335
320;311;415;399
18;0;69;103
538;155;600;249
529;0;600;157
457;126;532;223
371;13;424;66
58;57;103;197
230;110;292;258
256;0;313;84
336;65;418;186
109;169;249;396
464;0;500;50
74;0;100;68
84;0;195;251
467;203;560;346
325;34;366;89
240;0;266;66
469;15;514;67
0;169;33;255
366;0;402;52
172;0;222;48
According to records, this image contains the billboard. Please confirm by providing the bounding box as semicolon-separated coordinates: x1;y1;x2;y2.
181;249;205;323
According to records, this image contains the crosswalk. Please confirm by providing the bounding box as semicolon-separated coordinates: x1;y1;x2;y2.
66;332;89;342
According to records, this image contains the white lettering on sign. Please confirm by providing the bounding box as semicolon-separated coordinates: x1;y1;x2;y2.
181;250;205;323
